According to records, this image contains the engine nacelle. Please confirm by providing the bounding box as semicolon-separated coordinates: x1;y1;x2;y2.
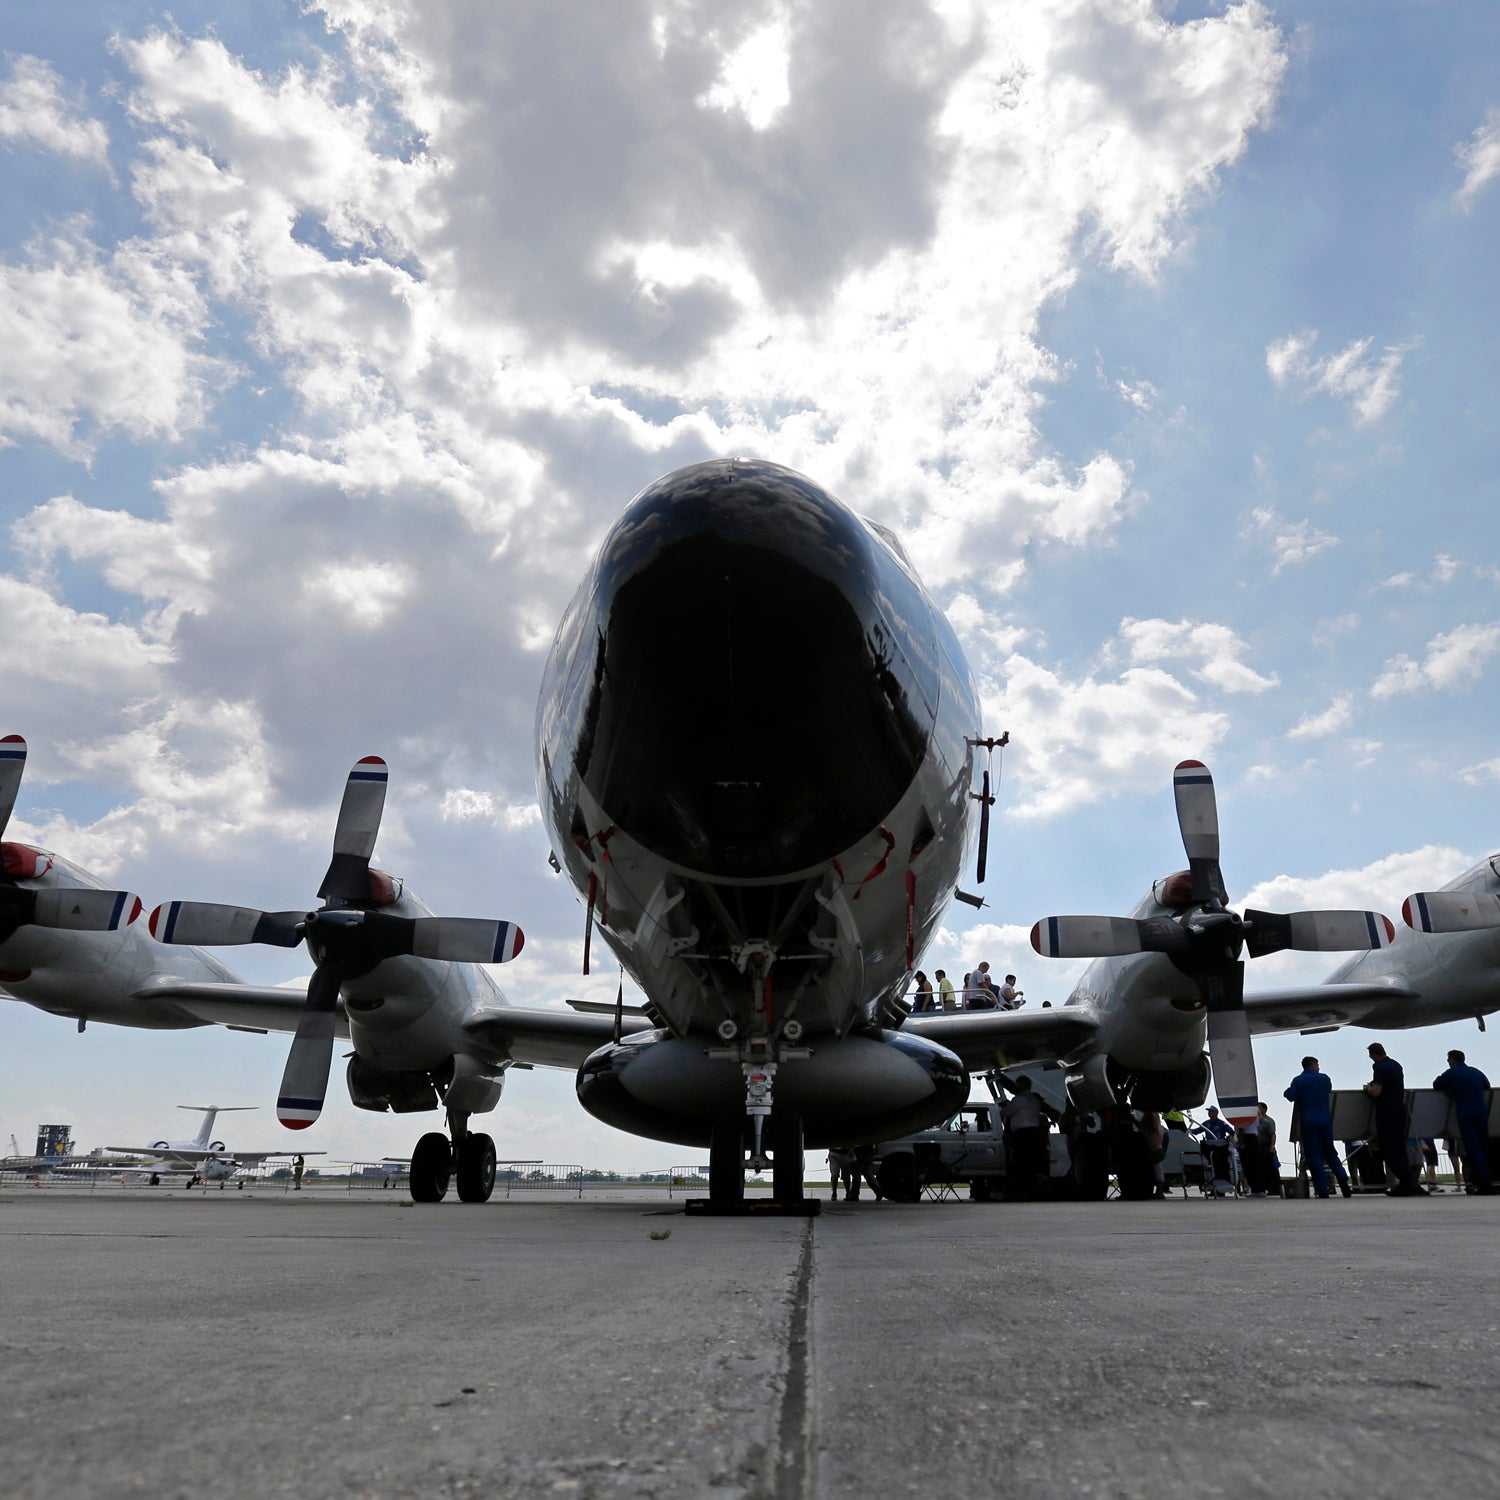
1065;1053;1119;1113
209;1140;226;1153
576;1028;967;1148
1126;1052;1212;1111
346;1055;440;1114
438;1053;506;1116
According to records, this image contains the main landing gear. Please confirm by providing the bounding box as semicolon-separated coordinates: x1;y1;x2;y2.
409;1107;497;1204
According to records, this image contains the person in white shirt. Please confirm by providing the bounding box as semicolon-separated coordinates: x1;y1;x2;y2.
997;973;1024;1010
999;1076;1057;1197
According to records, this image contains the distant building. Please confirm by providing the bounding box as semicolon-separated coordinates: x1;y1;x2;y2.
36;1124;72;1159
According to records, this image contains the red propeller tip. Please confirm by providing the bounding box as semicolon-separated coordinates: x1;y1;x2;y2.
356;755;386;766
1382;915;1395;942
1401;898;1413;927
1175;758;1206;770
148;906;163;938
1029;922;1043;953
1;734;24;744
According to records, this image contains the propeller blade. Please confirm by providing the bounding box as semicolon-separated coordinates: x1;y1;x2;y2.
1172;760;1227;905
1206;1002;1259;1132
31;888;143;931
1402;890;1500;934
406;917;525;964
276;964;341;1130
1030;915;1189;958
317;756;388;903
0;734;26;842
149;902;305;948
1244;908;1397;958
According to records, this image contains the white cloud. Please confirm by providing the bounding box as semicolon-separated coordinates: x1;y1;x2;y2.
985;652;1230;820
1455;106;1500;208
1371;622;1500;699
0;55;109;164
440;787;541;831
1286;694;1353;740
1239;844;1476;986
1378;553;1461;591
698;15;792;131
1117;617;1278;693
1241;505;1338;572
0;233;233;458
1265;329;1410;426
1458;758;1500;786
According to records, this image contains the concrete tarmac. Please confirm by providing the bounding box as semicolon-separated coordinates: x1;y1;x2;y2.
3;1186;1498;1499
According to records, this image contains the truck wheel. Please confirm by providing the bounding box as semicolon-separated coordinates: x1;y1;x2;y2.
971;1178;994;1202
878;1154;918;1203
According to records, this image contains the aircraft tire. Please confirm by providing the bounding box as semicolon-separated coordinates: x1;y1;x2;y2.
410;1132;452;1203
708;1113;745;1205
877;1153;918;1203
770;1113;805;1203
456;1132;497;1203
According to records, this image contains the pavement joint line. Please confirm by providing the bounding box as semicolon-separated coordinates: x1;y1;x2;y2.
771;1216;816;1500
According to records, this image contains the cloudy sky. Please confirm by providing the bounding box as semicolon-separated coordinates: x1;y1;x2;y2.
2;1;1498;1171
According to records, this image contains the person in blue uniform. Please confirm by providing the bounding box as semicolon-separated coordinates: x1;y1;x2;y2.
1432;1049;1495;1194
1364;1043;1424;1195
1190;1106;1237;1193
1283;1057;1352;1199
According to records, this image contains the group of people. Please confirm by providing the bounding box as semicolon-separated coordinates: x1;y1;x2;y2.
908;962;1024;1012
1283;1044;1494;1198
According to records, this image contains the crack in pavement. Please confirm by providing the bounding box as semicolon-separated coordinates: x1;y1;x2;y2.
769;1218;816;1500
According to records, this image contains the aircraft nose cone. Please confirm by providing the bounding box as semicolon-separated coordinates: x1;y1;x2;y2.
557;459;937;878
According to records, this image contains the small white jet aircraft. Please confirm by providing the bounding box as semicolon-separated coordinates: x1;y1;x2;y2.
105;1104;324;1187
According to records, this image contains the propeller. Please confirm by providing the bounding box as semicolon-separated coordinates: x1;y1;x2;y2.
1029;759;1396;1130
150;756;524;1130
1;734;144;938
1402;890;1500;934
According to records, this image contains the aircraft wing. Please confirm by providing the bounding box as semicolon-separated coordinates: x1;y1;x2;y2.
462;1005;647;1069
900;1008;1100;1072
1243;982;1422;1038
129;977;348;1037
102;1147;328;1162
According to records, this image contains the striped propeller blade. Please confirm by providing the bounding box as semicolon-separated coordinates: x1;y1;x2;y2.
32;888;143;931
276;966;340;1130
1173;760;1227;905
1031;915;1148;958
1403;890;1500;934
408;917;525;964
1244;908;1397;957
0;734;26;842
318;756;388;902
149;902;305;948
1207;1004;1259;1132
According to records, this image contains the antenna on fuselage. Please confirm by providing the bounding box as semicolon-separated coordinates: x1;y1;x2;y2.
965;732;1008;885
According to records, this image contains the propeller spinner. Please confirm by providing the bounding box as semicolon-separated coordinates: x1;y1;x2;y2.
1030;760;1396;1129
150;756;524;1130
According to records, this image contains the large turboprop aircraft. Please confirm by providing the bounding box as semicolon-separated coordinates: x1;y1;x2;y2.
529;458;980;1206
149;756;536;1201
904;762;1500;1130
0;734;223;1027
